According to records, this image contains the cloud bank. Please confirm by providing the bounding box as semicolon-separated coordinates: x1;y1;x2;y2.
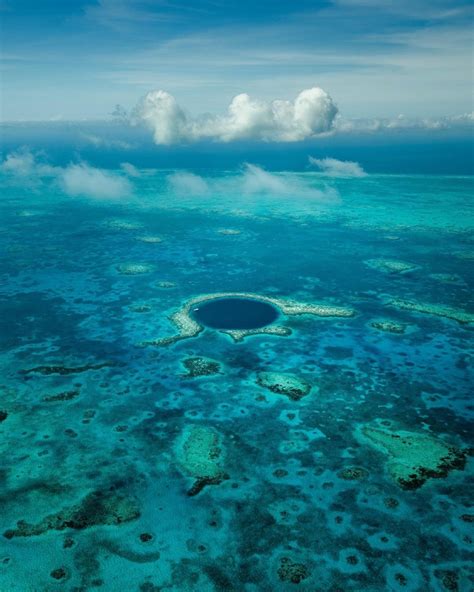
335;112;474;133
134;87;338;145
309;157;367;177
0;149;133;199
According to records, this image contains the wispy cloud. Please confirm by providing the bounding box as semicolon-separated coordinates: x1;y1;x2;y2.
335;112;474;133
309;157;367;177
166;164;339;200
79;132;135;150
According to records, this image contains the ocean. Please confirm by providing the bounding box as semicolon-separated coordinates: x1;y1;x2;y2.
0;151;473;590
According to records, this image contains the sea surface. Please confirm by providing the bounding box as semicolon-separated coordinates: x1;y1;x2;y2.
0;166;473;591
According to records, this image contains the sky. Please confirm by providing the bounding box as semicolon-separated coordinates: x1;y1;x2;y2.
1;0;473;126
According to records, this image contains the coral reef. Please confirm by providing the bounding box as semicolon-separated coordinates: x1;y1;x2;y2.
277;557;310;584
175;425;228;496
42;390;80;402
21;362;113;376
365;259;419;274
388;299;474;324
129;304;152;313
50;568;68;581
256;372;311;401
357;424;468;489
142;292;354;347
135;235;163;243
370;319;407;334
223;325;292;342
217;228;241;235
105;219;142;230
116;263;154;275
3;490;140;539
182;356;221;378
429;273;463;284
337;466;369;480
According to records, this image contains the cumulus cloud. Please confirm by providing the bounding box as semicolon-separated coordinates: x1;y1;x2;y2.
59;164;132;199
0;149;132;199
133;87;338;144
309;157;367;177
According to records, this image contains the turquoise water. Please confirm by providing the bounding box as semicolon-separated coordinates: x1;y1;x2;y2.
0;169;473;591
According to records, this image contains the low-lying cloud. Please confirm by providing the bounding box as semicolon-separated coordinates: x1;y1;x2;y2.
134;87;338;145
166;163;339;201
335;112;474;133
1;149;133;199
167;171;210;195
309;157;367;177
0;148;58;177
60;163;132;198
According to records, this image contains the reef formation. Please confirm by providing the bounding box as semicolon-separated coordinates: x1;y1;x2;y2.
256;371;312;401
388;299;474;324
116;263;154;275
181;356;221;378
142;292;355;347
357;424;468;490
365;258;419;274
3;490;140;539
175;425;228;496
370;319;407;334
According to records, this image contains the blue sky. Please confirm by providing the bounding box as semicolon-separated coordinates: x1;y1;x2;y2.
1;0;473;122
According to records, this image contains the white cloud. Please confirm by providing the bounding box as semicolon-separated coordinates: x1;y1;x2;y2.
167;171;209;195
240;163;301;194
165;163;339;200
59;164;132;199
80;132;134;150
120;162;141;177
0;149;132;199
0;148;57;176
309;156;367;177
133;87;338;144
335;112;474;133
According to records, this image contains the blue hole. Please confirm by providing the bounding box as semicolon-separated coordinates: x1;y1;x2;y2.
192;297;279;330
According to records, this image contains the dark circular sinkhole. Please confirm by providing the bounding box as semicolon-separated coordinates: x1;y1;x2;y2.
192;297;279;330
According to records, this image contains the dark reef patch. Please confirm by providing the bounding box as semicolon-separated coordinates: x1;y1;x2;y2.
42;390;80;402
3;490;140;539
182;356;221;378
277;557;310;584
337;466;369;481
20;361;115;376
256;371;312;401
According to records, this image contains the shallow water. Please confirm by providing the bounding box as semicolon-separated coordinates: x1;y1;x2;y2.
0;170;473;591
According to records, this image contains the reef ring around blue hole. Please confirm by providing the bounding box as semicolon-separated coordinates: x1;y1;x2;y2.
191;297;279;330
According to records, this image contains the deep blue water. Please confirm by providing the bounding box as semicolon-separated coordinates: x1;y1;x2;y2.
1;122;473;175
192;298;279;330
0;151;473;591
